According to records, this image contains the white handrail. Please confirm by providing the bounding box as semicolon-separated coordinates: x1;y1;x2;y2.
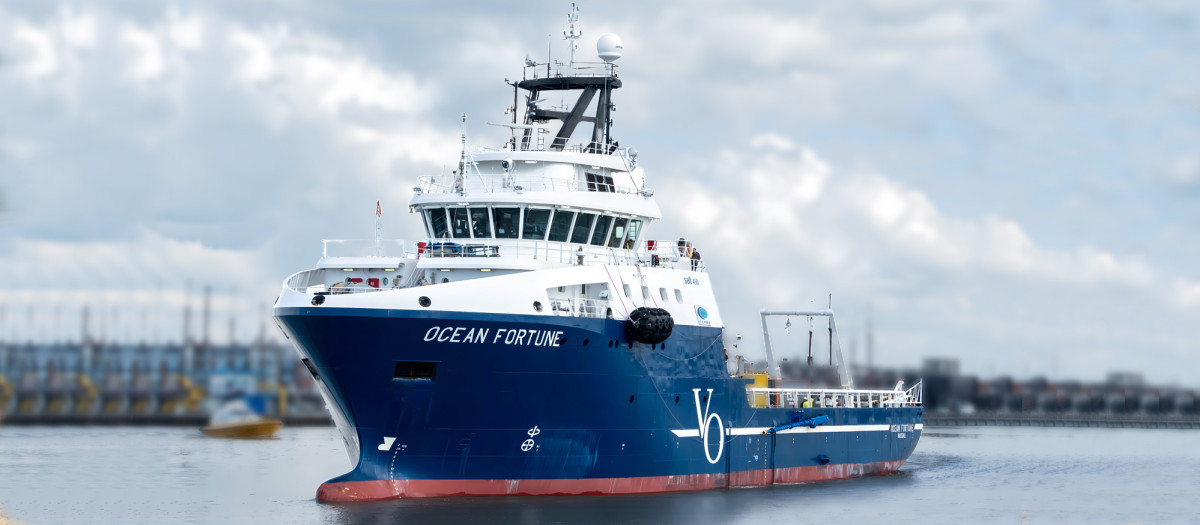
746;381;924;409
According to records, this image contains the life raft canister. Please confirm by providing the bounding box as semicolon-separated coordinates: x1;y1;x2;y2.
625;307;674;344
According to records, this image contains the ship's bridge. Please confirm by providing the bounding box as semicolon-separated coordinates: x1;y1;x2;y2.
404;46;665;277
408;147;661;275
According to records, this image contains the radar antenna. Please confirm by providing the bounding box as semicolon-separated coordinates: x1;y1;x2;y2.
564;3;582;66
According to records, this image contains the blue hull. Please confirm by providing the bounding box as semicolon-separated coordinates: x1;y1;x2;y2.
275;307;922;500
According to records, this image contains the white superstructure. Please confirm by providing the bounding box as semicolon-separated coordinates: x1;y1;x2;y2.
277;11;722;332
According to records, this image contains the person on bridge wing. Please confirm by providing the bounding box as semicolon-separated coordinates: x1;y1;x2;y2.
690;248;701;271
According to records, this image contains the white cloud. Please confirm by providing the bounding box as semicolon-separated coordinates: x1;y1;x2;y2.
1;232;277;344
121;24;167;81
12;20;61;80
686;138;1164;290
0;137;41;162
1164;154;1199;186
224;23;457;168
658;134;1195;379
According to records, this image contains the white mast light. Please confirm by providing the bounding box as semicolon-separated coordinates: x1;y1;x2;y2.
597;34;623;63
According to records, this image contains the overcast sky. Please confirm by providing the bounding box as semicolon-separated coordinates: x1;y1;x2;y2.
1;1;1197;384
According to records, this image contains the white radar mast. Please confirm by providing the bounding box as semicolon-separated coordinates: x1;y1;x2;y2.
564;3;582;66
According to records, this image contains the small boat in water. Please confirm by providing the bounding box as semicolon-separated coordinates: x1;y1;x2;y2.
201;398;282;438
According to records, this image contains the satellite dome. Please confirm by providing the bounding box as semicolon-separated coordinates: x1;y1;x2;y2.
597;33;624;63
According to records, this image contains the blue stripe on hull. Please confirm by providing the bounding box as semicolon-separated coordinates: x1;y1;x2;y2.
275;307;922;487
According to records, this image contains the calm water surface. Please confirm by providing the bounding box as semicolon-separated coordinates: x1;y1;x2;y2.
1;425;1197;524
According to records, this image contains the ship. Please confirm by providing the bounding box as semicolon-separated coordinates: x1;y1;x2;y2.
273;5;923;502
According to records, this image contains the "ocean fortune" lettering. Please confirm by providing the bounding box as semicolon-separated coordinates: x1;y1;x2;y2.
422;326;563;347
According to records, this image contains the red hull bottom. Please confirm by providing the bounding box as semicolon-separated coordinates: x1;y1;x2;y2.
317;460;906;502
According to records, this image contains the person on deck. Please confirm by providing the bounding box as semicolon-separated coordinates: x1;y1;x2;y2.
690;249;701;271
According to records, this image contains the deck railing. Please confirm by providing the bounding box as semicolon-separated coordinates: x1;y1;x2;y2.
416;239;707;272
287;238;707;295
746;381;923;409
548;298;611;319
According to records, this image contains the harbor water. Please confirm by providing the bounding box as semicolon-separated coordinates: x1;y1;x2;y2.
1;425;1197;524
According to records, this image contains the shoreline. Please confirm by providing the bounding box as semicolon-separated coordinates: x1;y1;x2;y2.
926;412;1200;429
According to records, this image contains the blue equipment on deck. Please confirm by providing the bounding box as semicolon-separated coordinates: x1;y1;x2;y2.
764;411;830;434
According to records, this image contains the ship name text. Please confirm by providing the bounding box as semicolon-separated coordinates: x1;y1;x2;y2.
422;326;563;347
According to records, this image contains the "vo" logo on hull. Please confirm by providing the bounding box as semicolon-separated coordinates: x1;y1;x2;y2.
693;388;724;464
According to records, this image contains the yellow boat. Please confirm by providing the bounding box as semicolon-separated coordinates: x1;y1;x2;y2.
201;398;283;438
201;419;283;438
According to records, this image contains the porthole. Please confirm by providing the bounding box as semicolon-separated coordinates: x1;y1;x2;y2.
629;395;635;403
418;296;431;307
582;338;589;346
533;301;543;312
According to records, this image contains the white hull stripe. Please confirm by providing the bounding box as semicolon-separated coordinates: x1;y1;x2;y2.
671;422;921;438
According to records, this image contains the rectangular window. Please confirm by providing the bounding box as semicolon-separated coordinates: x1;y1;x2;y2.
674;289;683;303
493;207;520;238
393;361;437;380
571;213;596;244
641;286;651;300
585;173;615;192
469;207;491;238
607;217;629;248
590;216;613;246
659;288;668;301
624;219;643;249
547;210;575;242
450;208;472;238
522;208;552;240
428;208;449;239
622;283;632;298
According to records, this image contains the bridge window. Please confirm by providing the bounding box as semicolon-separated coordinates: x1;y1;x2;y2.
493;207;520;238
590;216;613;246
523;208;552;240
469;207;491;238
547;210;575;242
607;217;629;248
428;208;449;239
570;213;595;244
450;207;472;238
624;219;643;249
